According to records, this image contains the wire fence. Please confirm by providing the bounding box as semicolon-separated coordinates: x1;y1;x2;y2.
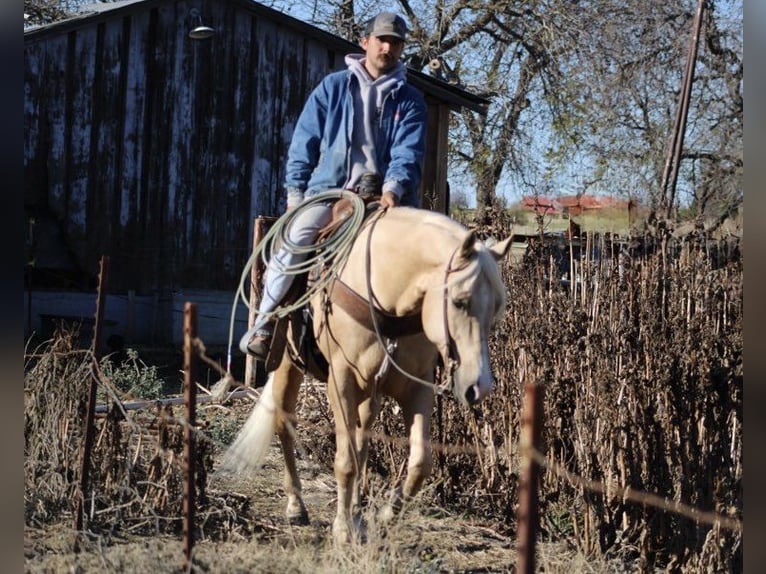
24;225;742;572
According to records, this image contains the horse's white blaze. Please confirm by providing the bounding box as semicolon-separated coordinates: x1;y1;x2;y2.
220;375;276;473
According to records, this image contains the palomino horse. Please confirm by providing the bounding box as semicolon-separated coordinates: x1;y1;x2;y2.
223;206;512;543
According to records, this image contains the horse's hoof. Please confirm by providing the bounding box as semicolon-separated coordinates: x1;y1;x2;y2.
332;519;352;545
378;487;403;524
286;497;309;525
287;510;310;526
378;504;394;524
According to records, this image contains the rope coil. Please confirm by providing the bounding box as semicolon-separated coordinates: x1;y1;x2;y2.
227;190;367;365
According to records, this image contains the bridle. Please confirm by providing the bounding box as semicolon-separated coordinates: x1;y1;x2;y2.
440;245;471;393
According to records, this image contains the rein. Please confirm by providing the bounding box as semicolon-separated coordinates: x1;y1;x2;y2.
348;209;468;396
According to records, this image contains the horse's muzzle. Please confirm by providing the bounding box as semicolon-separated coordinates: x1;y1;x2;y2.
455;374;494;407
464;384;482;406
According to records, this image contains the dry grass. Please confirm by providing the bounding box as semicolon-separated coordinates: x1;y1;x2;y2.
24;219;741;573
24;338;622;573
446;211;742;572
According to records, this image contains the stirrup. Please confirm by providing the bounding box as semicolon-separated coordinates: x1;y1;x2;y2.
239;324;272;359
246;334;272;362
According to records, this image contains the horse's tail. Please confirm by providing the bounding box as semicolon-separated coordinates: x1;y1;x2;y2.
219;374;276;474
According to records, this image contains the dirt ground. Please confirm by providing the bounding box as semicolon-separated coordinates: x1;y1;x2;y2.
24;375;625;574
24;436;536;574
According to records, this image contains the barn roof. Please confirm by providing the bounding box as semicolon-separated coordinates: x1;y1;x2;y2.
24;0;489;114
557;195;629;209
521;196;561;210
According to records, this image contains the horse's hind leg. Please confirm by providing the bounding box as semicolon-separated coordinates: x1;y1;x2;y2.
272;355;309;525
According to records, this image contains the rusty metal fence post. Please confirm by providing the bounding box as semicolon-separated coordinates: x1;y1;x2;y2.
182;302;198;571
516;382;544;574
75;255;109;536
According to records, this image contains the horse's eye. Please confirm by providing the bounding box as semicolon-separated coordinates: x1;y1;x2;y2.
453;297;471;311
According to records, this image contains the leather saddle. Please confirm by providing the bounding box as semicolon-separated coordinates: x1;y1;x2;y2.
261;194;383;379
261;192;424;380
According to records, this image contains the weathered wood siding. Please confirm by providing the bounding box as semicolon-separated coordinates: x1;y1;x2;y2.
25;0;481;300
26;1;336;293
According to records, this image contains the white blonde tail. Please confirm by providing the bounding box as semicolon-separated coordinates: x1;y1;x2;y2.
219;375;277;474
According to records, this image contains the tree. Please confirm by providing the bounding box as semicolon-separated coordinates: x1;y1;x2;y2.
31;0;741;223
24;0;72;26
685;2;742;221
543;0;742;222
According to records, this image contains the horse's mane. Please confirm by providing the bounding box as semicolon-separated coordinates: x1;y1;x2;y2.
395;208;507;317
397;207;469;241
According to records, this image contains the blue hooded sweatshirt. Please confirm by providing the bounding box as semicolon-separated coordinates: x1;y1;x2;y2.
283;55;428;208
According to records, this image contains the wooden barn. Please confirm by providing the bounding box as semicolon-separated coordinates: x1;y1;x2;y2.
23;0;487;345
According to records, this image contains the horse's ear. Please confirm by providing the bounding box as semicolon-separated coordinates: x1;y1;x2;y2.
489;236;514;260
460;231;478;259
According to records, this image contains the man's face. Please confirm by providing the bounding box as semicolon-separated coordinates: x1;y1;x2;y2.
361;34;405;78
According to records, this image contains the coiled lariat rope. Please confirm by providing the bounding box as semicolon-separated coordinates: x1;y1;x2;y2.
226;190;367;371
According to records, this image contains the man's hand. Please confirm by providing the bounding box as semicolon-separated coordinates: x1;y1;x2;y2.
379;191;400;209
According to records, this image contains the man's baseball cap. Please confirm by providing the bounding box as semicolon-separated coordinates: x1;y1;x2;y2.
364;12;408;40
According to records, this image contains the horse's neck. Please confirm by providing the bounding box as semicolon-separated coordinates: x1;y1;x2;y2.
343;210;458;316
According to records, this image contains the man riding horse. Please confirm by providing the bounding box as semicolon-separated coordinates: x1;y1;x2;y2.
225;14;515;544
240;12;427;362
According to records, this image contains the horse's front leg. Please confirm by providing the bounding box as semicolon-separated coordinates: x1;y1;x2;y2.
327;368;363;544
352;394;380;514
272;355;309;525
379;384;435;522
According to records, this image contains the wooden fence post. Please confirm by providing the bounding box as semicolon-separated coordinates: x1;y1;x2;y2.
244;217;266;387
182;302;198;572
243;216;279;386
516;382;544;574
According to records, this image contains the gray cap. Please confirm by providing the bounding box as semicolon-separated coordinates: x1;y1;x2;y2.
364;12;408;40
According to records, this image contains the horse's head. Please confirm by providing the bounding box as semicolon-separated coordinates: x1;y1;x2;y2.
422;231;512;406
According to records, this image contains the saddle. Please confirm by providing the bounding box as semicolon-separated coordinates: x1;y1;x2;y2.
316;193;378;243
262;193;382;378
261;192;423;379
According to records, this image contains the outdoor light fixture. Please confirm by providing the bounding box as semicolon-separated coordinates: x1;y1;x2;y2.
189;8;215;40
